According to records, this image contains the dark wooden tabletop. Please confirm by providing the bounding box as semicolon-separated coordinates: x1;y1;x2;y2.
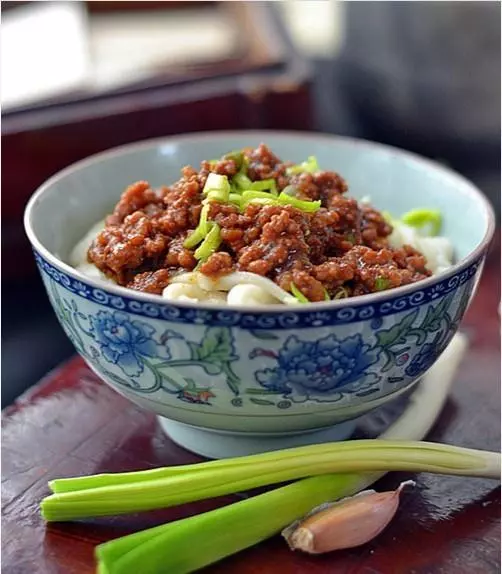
2;238;500;574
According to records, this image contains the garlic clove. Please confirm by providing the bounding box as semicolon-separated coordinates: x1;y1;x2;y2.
282;480;414;554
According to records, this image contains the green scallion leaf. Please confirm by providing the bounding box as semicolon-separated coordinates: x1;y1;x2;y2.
194;223;221;262
277;192;321;213
401;208;442;236
290;283;309;303
323;288;331;301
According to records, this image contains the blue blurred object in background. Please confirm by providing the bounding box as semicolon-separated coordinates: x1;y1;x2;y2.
310;1;500;218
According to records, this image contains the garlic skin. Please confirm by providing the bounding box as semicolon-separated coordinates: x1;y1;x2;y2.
282;480;414;554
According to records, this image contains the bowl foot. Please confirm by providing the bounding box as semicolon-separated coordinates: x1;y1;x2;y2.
157;417;358;459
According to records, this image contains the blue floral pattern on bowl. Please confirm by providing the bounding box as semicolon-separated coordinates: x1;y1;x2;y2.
36;248;478;430
253;334;380;398
90;311;169;377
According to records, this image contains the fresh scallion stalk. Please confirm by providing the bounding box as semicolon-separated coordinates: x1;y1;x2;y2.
194;223;221;262
96;474;366;574
94;335;472;574
323;288;330;301
41;439;500;521
290;283;309;303
277;192;321;213
286;156;320;175
401;208;442;236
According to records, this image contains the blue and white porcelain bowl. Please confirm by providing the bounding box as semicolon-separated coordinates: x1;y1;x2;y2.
24;132;495;458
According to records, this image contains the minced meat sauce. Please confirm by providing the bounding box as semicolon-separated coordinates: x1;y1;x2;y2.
87;144;431;302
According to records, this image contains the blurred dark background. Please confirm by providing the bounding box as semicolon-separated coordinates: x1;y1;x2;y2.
2;1;500;406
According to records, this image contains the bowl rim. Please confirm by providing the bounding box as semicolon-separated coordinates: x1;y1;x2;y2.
24;130;496;314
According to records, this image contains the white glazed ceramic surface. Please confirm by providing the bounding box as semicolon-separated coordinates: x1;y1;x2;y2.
24;132;495;452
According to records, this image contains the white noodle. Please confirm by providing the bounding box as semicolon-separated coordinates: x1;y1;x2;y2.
388;221;453;275
70;219;114;284
170;271;298;305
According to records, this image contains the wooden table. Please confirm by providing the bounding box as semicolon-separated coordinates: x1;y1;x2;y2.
2;239;500;574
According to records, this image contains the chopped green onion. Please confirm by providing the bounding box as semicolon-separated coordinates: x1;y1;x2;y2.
375;277;390;291
290;283;309;303
206;189;228;203
223;151;244;170
249;179;277;195
202;173;231;197
334;287;349;299
231;155;252;190
183;204;211;249
401;208;442;236
228;193;243;208
93;334;469;574
323;288;330;301
281;185;298;197
194;223;221;262
286;156;320;175
183;229;205;250
241;190;275;202
233;172;252;190
277;192;321;213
